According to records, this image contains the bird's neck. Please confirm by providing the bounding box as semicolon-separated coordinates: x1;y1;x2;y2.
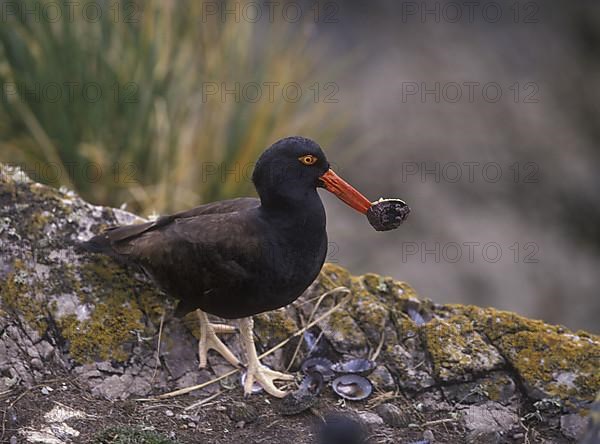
259;188;326;234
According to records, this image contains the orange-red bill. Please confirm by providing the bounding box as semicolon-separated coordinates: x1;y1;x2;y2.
319;169;372;214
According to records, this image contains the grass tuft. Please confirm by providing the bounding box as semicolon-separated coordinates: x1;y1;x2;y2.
0;0;348;214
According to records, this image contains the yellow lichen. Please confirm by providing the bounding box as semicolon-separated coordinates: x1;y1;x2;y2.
59;294;144;363
447;305;600;401
58;256;161;362
422;316;503;381
28;211;51;234
0;260;49;334
319;263;352;290
495;329;599;400
347;278;388;341
254;309;298;346
319;308;368;353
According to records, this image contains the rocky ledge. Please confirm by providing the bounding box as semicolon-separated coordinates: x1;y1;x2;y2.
0;164;598;444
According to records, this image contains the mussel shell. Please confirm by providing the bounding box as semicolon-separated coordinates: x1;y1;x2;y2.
332;375;373;401
367;198;410;232
280;389;317;416
407;307;426;326
331;358;377;377
299;371;325;396
301;357;335;381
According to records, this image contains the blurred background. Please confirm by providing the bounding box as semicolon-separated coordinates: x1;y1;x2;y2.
1;0;598;332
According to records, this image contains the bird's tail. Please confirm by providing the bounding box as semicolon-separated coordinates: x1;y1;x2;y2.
78;220;156;257
79;233;113;254
79;234;112;253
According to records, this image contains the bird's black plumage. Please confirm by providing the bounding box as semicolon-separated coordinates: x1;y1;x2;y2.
82;137;333;319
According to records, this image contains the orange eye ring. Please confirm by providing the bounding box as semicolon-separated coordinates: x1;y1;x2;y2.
298;155;318;166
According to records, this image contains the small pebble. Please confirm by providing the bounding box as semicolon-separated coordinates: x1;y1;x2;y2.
6;406;17;428
165;409;174;417
358;411;384;430
10;436;17;444
41;386;53;395
375;403;409;428
423;429;435;441
226;401;258;423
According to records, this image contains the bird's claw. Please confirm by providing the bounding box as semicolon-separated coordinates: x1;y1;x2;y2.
197;317;242;369
243;364;294;398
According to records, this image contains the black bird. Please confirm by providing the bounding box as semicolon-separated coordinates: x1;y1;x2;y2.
82;136;373;397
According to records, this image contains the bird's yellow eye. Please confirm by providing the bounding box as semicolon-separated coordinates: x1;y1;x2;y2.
298;154;318;166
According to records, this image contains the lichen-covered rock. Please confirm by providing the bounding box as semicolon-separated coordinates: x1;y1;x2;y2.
1;163;599;442
422;316;505;382
448;305;600;405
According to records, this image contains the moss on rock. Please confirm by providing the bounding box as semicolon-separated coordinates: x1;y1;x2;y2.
254;308;299;347
1;259;50;335
421;316;504;382
447;305;600;402
58;293;144;363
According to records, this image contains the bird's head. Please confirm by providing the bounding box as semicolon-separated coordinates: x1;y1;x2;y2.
252;136;371;213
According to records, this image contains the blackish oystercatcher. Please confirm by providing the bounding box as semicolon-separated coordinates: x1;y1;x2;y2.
82;136;377;397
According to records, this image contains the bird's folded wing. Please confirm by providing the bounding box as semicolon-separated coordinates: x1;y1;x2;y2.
112;209;264;283
82;197;260;253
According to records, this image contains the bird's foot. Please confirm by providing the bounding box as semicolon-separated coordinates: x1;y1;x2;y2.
238;316;294;398
243;363;294;398
196;311;241;369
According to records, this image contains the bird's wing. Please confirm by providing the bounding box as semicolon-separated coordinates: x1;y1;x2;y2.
124;210;261;264
115;209;267;296
170;197;260;219
82;197;260;251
